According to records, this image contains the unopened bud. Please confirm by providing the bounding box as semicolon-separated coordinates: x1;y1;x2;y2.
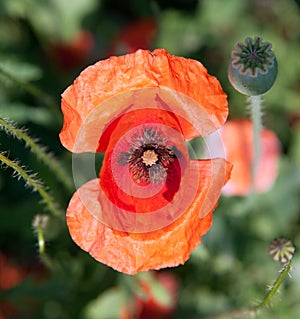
269;237;295;264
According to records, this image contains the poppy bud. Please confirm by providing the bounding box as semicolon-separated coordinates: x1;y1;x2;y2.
228;36;278;96
269;237;295;264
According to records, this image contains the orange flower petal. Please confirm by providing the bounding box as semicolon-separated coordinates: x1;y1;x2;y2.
66;158;231;274
60;49;228;153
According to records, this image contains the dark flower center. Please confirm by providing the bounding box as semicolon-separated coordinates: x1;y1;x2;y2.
118;127;180;184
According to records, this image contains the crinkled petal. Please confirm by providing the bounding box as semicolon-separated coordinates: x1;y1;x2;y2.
60;49;228;152
66;158;232;274
96;108;196;153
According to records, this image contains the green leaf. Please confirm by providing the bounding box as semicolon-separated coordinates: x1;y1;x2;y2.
83;288;127;319
0;103;53;126
50;0;100;39
290;125;300;165
3;0;100;41
137;272;173;308
0;58;42;83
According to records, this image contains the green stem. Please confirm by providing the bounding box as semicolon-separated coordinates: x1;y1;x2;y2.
203;260;293;319
0;117;73;193
253;260;292;312
36;219;54;270
0;152;63;219
0;64;61;121
249;95;263;192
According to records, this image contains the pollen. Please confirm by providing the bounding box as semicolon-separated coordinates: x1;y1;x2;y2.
142;150;158;166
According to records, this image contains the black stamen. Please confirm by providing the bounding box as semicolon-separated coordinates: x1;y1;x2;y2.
117;127;180;184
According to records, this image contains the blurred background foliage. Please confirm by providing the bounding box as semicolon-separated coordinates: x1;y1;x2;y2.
0;0;300;318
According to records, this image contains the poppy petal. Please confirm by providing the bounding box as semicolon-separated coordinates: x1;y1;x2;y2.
60;49;228;153
96;108;196;153
220;120;280;195
66;158;232;274
98;118;190;217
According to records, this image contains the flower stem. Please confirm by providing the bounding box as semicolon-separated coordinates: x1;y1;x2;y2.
0;64;61;121
252;260;292;312
249;95;263;192
0;117;73;193
0;152;63;219
35;218;54;270
203;260;293;319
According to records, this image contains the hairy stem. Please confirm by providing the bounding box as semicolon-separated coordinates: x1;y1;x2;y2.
253;260;292;312
204;260;293;319
0;117;73;192
0;152;63;219
249;95;263;192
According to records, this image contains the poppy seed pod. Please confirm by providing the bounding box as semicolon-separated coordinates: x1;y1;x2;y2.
228;37;278;96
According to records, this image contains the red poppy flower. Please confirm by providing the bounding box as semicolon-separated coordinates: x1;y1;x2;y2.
60;49;232;274
0;252;48;318
120;272;178;319
50;30;94;70
106;17;158;56
0;252;26;291
0;252;27;319
206;120;280;196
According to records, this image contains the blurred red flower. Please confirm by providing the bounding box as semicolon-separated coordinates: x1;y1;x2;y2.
0;252;26;290
120;272;178;319
106;17;158;56
60;48;232;274
0;252;48;319
0;252;27;319
49;30;94;70
219;120;280;195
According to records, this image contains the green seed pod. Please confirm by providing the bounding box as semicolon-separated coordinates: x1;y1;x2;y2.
228;36;278;96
